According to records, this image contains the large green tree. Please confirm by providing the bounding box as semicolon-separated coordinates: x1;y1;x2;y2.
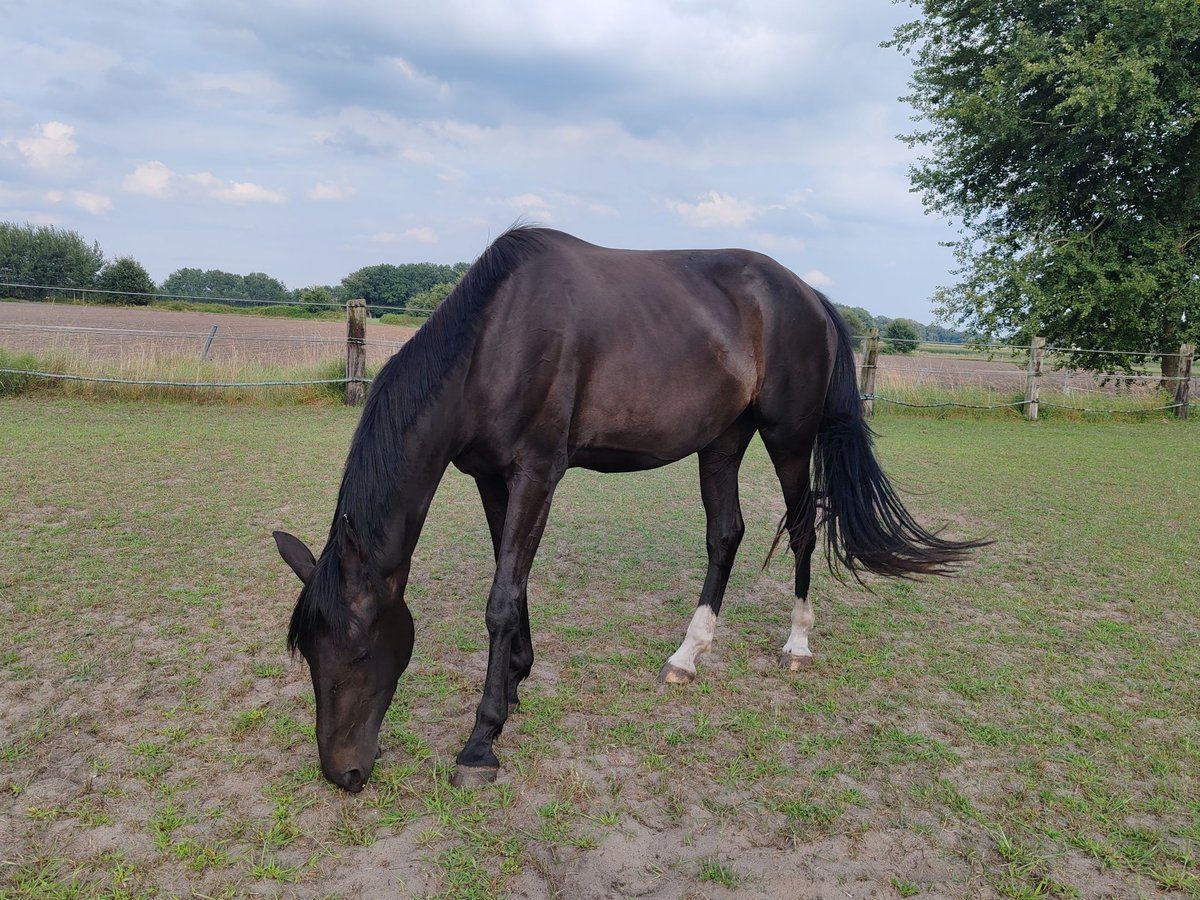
0;221;104;298
883;319;922;354
160;268;247;301
243;272;290;304
342;262;469;309
97;256;155;305
890;0;1200;377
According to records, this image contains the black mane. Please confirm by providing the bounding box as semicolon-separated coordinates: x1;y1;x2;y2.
288;225;549;651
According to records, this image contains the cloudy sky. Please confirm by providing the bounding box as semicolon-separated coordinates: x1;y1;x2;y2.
0;0;954;322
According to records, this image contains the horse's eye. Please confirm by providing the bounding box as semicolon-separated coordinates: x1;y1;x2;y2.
351;651;370;666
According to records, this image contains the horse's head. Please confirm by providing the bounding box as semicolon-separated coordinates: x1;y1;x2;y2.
273;526;414;793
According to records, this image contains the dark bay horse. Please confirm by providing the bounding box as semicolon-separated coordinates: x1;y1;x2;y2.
273;226;983;791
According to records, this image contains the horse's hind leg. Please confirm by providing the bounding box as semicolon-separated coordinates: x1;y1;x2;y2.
659;415;755;685
761;430;819;670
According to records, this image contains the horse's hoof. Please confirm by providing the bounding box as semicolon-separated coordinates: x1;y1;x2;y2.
780;652;814;671
658;662;695;685
450;765;500;788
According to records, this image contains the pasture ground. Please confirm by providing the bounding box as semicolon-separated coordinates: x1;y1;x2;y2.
1;399;1197;899
0;301;417;367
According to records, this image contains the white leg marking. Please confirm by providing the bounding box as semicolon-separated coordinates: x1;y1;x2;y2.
781;596;815;660
666;606;718;675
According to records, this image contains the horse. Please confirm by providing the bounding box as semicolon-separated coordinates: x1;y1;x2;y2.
273;226;984;792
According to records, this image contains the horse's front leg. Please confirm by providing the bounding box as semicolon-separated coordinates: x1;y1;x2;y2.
452;470;560;788
475;475;534;713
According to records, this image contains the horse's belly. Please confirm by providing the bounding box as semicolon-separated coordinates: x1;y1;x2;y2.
569;445;691;473
565;385;750;472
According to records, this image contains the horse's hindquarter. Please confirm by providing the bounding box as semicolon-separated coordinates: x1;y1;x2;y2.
461;240;802;475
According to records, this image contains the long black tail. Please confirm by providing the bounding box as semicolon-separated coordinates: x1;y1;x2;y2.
804;293;988;579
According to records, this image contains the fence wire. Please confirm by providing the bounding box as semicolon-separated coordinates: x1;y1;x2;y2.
0;368;371;388
0;281;431;316
1;309;1194;413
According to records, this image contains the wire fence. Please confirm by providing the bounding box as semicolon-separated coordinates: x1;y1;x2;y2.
0;281;432;317
859;337;1194;418
1;302;1196;417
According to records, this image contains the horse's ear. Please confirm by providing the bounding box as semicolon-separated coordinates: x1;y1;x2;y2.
273;531;316;584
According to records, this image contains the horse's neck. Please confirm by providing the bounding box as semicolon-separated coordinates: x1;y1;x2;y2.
352;375;466;579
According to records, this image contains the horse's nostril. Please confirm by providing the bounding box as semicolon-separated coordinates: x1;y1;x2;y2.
341;768;365;793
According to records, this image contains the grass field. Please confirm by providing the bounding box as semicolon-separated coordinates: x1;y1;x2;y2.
1;399;1197;898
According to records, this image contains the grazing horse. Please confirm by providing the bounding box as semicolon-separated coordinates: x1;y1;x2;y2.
273;226;983;791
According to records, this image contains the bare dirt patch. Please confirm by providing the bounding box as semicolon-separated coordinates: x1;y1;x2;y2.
0;300;416;368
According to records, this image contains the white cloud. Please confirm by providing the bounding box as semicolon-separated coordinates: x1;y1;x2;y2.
178;70;288;104
367;228;438;244
752;232;807;254
124;161;175;198
509;193;553;221
667;191;768;229
803;269;835;287
17;122;78;173
46;189;112;215
308;182;354;201
186;172;285;204
384;56;452;101
123;162;285;204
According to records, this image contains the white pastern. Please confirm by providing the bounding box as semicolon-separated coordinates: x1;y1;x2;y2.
781;595;815;659
665;605;718;675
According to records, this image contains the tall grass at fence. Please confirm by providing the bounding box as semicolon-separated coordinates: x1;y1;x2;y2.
0;346;361;405
869;346;1187;421
869;380;1182;421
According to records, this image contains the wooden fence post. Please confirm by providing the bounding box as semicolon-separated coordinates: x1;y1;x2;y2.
1025;336;1046;421
1175;343;1194;420
860;328;879;417
345;299;367;406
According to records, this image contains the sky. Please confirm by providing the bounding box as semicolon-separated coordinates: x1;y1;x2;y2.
0;0;957;323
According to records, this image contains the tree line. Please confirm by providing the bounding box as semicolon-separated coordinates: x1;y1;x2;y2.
0;222;469;314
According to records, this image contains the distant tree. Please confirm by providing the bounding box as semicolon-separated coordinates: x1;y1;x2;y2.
243;272;290;304
842;305;876;331
294;285;337;313
341;264;406;307
342;261;471;309
160;268;247;302
883;319;922;354
834;305;867;350
408;280;457;314
294;283;344;304
924;323;967;344
97;257;155;305
0;221;104;299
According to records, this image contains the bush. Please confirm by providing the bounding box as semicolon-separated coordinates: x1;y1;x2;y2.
294;285;337;313
883;319;921;354
836;307;867;351
377;313;427;327
97;257;155;305
408;281;456;313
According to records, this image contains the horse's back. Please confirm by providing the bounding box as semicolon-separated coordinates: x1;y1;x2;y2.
460;230;835;472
